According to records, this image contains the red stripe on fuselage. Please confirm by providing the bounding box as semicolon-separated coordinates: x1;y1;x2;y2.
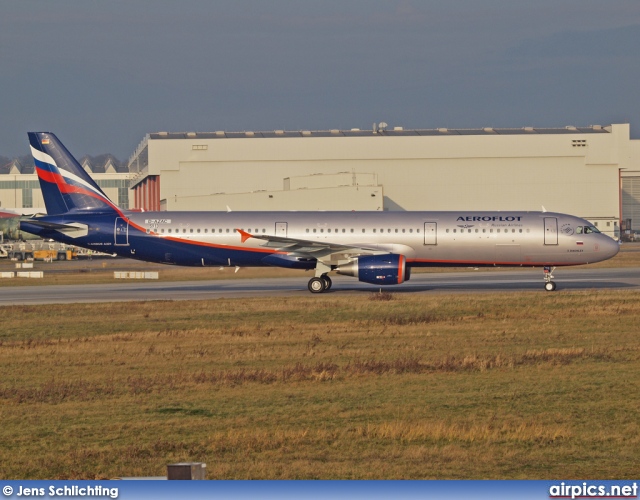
159;235;285;255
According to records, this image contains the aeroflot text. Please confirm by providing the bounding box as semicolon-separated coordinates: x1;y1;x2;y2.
15;485;118;498
457;216;522;222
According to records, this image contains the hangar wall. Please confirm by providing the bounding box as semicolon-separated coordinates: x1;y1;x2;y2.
622;139;640;232
129;124;637;238
0;174;132;214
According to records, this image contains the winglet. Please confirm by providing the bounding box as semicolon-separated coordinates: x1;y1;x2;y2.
236;228;253;243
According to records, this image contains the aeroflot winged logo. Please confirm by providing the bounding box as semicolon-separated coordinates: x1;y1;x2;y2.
457;216;522;222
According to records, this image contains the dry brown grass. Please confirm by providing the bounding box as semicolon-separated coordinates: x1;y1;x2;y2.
1;291;639;479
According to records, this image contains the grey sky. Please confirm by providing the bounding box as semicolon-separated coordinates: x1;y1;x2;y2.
1;0;639;160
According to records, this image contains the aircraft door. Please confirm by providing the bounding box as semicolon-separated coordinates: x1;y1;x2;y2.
424;222;437;245
275;222;288;238
544;217;558;245
115;217;129;246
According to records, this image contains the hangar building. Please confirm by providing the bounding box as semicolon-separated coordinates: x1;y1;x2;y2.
0;156;132;214
128;123;639;239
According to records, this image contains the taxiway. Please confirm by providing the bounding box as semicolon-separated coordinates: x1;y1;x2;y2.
0;267;639;306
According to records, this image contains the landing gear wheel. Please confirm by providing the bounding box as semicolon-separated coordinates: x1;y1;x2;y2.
322;275;332;291
542;266;557;292
308;277;326;294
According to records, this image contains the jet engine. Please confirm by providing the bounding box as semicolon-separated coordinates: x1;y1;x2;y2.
336;254;410;285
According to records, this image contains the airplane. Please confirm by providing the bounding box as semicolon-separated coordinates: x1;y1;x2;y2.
20;132;619;293
0;209;44;241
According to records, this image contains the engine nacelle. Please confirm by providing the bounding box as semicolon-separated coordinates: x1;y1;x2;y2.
336;254;410;285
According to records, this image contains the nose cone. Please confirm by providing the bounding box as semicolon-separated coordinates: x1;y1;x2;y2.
599;235;620;261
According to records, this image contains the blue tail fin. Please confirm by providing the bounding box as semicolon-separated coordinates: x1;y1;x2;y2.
28;132;119;216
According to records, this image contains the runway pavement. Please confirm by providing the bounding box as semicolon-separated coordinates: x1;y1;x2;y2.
1;267;639;305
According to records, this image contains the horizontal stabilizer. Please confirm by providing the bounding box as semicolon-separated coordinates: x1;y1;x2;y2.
20;219;89;238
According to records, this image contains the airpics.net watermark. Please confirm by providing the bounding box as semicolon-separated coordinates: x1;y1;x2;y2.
550;482;638;499
2;485;118;499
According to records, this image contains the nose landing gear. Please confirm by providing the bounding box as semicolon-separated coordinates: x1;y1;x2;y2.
543;266;557;291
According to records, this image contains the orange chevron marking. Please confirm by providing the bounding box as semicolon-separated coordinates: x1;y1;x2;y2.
236;228;253;243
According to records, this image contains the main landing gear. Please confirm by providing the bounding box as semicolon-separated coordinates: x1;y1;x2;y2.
308;274;332;293
543;266;557;292
308;262;333;294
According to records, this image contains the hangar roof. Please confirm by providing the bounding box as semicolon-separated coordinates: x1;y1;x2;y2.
148;125;610;140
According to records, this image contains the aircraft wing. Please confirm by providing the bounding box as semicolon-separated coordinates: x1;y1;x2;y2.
0;208;23;218
236;229;382;262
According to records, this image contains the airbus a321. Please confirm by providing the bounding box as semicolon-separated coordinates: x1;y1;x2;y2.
21;132;619;293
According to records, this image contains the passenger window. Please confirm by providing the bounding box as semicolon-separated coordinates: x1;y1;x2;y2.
373;229;377;233
167;229;172;233
446;229;450;233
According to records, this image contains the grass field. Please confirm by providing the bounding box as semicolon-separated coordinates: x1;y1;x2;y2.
1;290;639;479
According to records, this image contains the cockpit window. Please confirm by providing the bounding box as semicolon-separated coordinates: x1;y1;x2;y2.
578;226;600;234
